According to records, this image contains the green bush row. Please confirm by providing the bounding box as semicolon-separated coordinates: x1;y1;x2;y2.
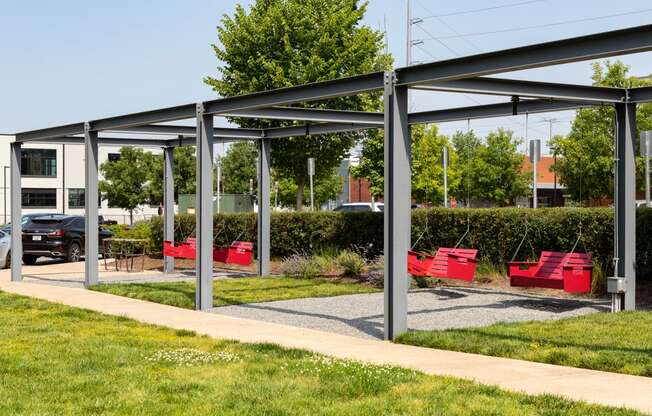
148;208;652;278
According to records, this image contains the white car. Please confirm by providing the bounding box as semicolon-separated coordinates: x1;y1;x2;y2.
0;230;10;269
333;202;384;212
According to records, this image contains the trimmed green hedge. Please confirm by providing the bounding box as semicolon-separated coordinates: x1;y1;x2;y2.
148;208;652;278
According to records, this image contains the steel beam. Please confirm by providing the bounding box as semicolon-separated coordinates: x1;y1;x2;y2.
10;142;22;282
90;104;196;132
84;125;99;287
383;72;410;340
225;107;384;125
163;147;175;273
628;86;652;103
408;99;592;125
15;123;85;142
264;122;378;139
615;103;637;310
195;106;214;311
113;125;263;139
414;77;626;103
203;72;384;115
257;136;271;276
397;24;652;85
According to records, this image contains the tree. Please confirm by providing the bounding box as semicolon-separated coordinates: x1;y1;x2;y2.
219;142;257;194
349;130;384;198
274;170;343;209
412;125;460;205
551;60;652;202
451;129;482;206
205;0;391;210
471;129;528;206
99;147;151;224
144;147;196;205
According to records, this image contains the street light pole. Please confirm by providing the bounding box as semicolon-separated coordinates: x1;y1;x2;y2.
442;146;448;208
308;158;315;211
3;166;8;225
530;139;541;209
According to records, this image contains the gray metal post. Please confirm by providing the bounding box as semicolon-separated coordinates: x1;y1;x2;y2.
643;131;651;208
383;71;411;340
10;142;22;282
84;124;99;287
442;146;448;208
615;103;637;310
195;106;214;310
163;147;175;273
257;136;271;276
308;157;315;211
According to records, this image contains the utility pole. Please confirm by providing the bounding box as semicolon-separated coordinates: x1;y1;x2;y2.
406;0;411;67
540;117;559;207
442;146;449;208
530;139;541;209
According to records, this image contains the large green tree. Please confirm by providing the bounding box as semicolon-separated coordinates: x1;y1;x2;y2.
219;142;258;194
451;129;483;206
412;125;460;205
205;0;391;210
144;147;197;205
550;60;652;202
274;170;343;209
99;147;151;224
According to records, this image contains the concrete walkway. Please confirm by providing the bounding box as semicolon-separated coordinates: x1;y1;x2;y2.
0;280;650;413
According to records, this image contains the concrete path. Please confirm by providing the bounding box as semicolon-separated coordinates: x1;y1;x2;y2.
215;287;608;339
0;280;650;414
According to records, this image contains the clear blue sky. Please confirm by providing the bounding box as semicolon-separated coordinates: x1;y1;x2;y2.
1;0;652;149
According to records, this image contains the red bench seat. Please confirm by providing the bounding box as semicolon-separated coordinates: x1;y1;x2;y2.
408;248;478;281
508;251;592;293
163;238;254;266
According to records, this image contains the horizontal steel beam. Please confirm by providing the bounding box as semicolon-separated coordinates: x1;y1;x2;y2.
263;122;378;139
203;72;384;115
173;136;257;147
90;104;197;132
628;86;652;103
408;99;596;125
413;77;626;103
29;136;172;147
113;124;263;139
225;106;384;125
397;24;652;85
15;122;85;142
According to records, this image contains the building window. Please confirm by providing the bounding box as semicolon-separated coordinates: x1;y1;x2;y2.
108;153;121;162
22;188;57;208
21;149;57;177
68;189;102;208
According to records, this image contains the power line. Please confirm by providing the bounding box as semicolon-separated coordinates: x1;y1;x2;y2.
419;0;545;20
415;0;483;53
421;8;652;41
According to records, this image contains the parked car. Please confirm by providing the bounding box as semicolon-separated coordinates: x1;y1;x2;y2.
21;215;113;264
636;200;650;209
1;213;59;234
0;230;10;269
333;202;384;212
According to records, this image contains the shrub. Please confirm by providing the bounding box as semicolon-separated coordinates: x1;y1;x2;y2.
336;250;366;276
280;254;330;279
147;208;652;282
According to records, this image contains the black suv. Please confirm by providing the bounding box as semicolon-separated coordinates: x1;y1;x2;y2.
22;215;113;264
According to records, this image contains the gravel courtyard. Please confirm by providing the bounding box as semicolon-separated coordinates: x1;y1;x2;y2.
212;287;610;339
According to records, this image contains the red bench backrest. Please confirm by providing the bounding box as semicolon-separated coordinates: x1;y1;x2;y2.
430;248;478;275
536;251;592;279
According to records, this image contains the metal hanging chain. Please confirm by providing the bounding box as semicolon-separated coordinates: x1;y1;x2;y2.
510;220;531;262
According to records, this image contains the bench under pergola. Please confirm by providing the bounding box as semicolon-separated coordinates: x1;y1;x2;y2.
8;24;652;339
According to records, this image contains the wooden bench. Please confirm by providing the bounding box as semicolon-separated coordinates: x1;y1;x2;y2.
508;251;593;293
408;248;478;281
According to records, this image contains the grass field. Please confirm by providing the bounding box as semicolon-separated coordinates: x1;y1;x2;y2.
397;311;652;377
0;291;643;415
90;276;379;309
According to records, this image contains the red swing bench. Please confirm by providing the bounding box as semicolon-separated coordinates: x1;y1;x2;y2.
163;238;254;266
508;251;593;293
408;248;479;281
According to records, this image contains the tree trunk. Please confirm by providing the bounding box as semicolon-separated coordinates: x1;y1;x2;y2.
296;177;305;211
129;209;134;225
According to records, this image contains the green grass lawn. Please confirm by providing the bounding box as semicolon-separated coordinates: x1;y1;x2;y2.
90;276;379;309
0;291;643;415
397;312;652;377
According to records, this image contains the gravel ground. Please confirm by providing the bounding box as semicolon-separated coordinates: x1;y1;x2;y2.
213;287;610;340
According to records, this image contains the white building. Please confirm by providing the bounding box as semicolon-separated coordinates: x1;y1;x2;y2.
0;135;161;225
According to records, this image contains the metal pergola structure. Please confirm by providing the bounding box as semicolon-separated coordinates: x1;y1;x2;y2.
7;24;652;339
